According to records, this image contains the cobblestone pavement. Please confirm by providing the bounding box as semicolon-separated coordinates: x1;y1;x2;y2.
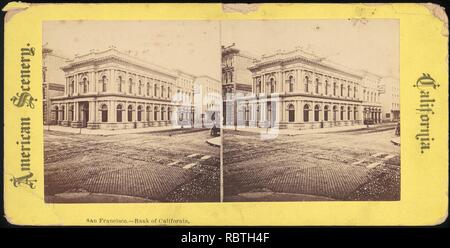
44;129;220;203
223;125;400;201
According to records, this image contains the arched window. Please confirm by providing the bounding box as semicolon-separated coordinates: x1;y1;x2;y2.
324;105;329;121
288;76;294;92
101;75;107;92
69;105;74;121
257;79;261;93
161;85;164;97
348;106;352;120
116;105;123;122
154;84;158;97
168;87;171;98
333;106;338;121
315;78;319;94
54;106;59;122
303;104;310;122
354;106;358;120
137;106;142;121
61;106;65;121
101;104;108;122
314;105;320;122
325;80;329;95
353;86;357;98
304;76;309;93
340;84;344;96
138;81;142;95
168;107;172;121
154;106;158;121
340;106;345;120
347;85;351;97
229;72;233;83
161;107;165;121
82;78;88;93
147;82;150;96
118;76;123;93
127;105;133;122
270;78;275;93
128;78;133;94
146;106;151;121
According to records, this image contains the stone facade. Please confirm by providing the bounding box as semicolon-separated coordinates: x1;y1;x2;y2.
234;48;384;130
379;76;400;121
193;75;221;127
50;47;196;130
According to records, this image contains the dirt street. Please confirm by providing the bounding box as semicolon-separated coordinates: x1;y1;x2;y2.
223;126;400;201
44;129;220;203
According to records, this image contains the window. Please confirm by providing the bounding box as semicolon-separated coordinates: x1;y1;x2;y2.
303;104;310;122
116;105;122;122
168;87;171;98
102;76;107;92
314;105;320;122
161;85;164;97
288;76;294;92
154;84;158;97
101;104;108;122
146;106;151;121
340;106;345;120
340;84;344;97
325;80;328;95
154;106;158;121
347;85;351;97
69;105;74;121
168;107;172;121
137;106;142;121
257;80;261;93
315;78;319;94
118;76;123;93
138;81;142;95
386;113;391;118
304;76;309;92
324;105;329;121
348;106;351;120
61;106;65;121
161;107;165;121
69;80;74;95
353;86;356;98
147;83;150;96
333;106;338;121
354;107;358;120
82;78;88;93
270;78;275;93
127;105;133;122
128;79;133;94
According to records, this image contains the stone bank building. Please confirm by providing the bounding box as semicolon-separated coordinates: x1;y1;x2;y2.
50;47;198;129
231;48;389;129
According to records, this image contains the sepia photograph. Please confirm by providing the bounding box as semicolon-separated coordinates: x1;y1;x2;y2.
43;21;222;203
222;20;401;202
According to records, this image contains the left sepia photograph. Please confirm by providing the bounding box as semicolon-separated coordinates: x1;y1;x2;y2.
42;21;222;203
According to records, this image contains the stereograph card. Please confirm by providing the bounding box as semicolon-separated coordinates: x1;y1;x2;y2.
3;2;448;226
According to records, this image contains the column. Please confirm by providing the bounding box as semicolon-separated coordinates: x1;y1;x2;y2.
297;101;303;123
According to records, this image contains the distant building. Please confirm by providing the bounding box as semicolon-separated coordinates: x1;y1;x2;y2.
379;76;400;121
43;47;69;125
360;71;383;123
221;44;255;126
193;75;221;127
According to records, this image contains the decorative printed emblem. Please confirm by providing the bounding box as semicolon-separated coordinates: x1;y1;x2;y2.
10;92;37;108
10;172;37;189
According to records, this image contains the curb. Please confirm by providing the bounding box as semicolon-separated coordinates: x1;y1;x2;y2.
206;137;221;148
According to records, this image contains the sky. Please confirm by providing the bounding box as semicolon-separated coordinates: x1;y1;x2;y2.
221;20;399;78
43;21;221;80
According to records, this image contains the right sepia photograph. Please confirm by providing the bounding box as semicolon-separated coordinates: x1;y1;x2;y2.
221;20;400;202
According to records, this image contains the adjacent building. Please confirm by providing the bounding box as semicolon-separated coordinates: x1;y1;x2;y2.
42;47;69;125
193;75;221;127
221;44;255;126
379;76;400;121
49;46;215;130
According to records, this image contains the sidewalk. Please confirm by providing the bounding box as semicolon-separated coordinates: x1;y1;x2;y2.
44;125;184;135
206;136;221;147
223;124;368;136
